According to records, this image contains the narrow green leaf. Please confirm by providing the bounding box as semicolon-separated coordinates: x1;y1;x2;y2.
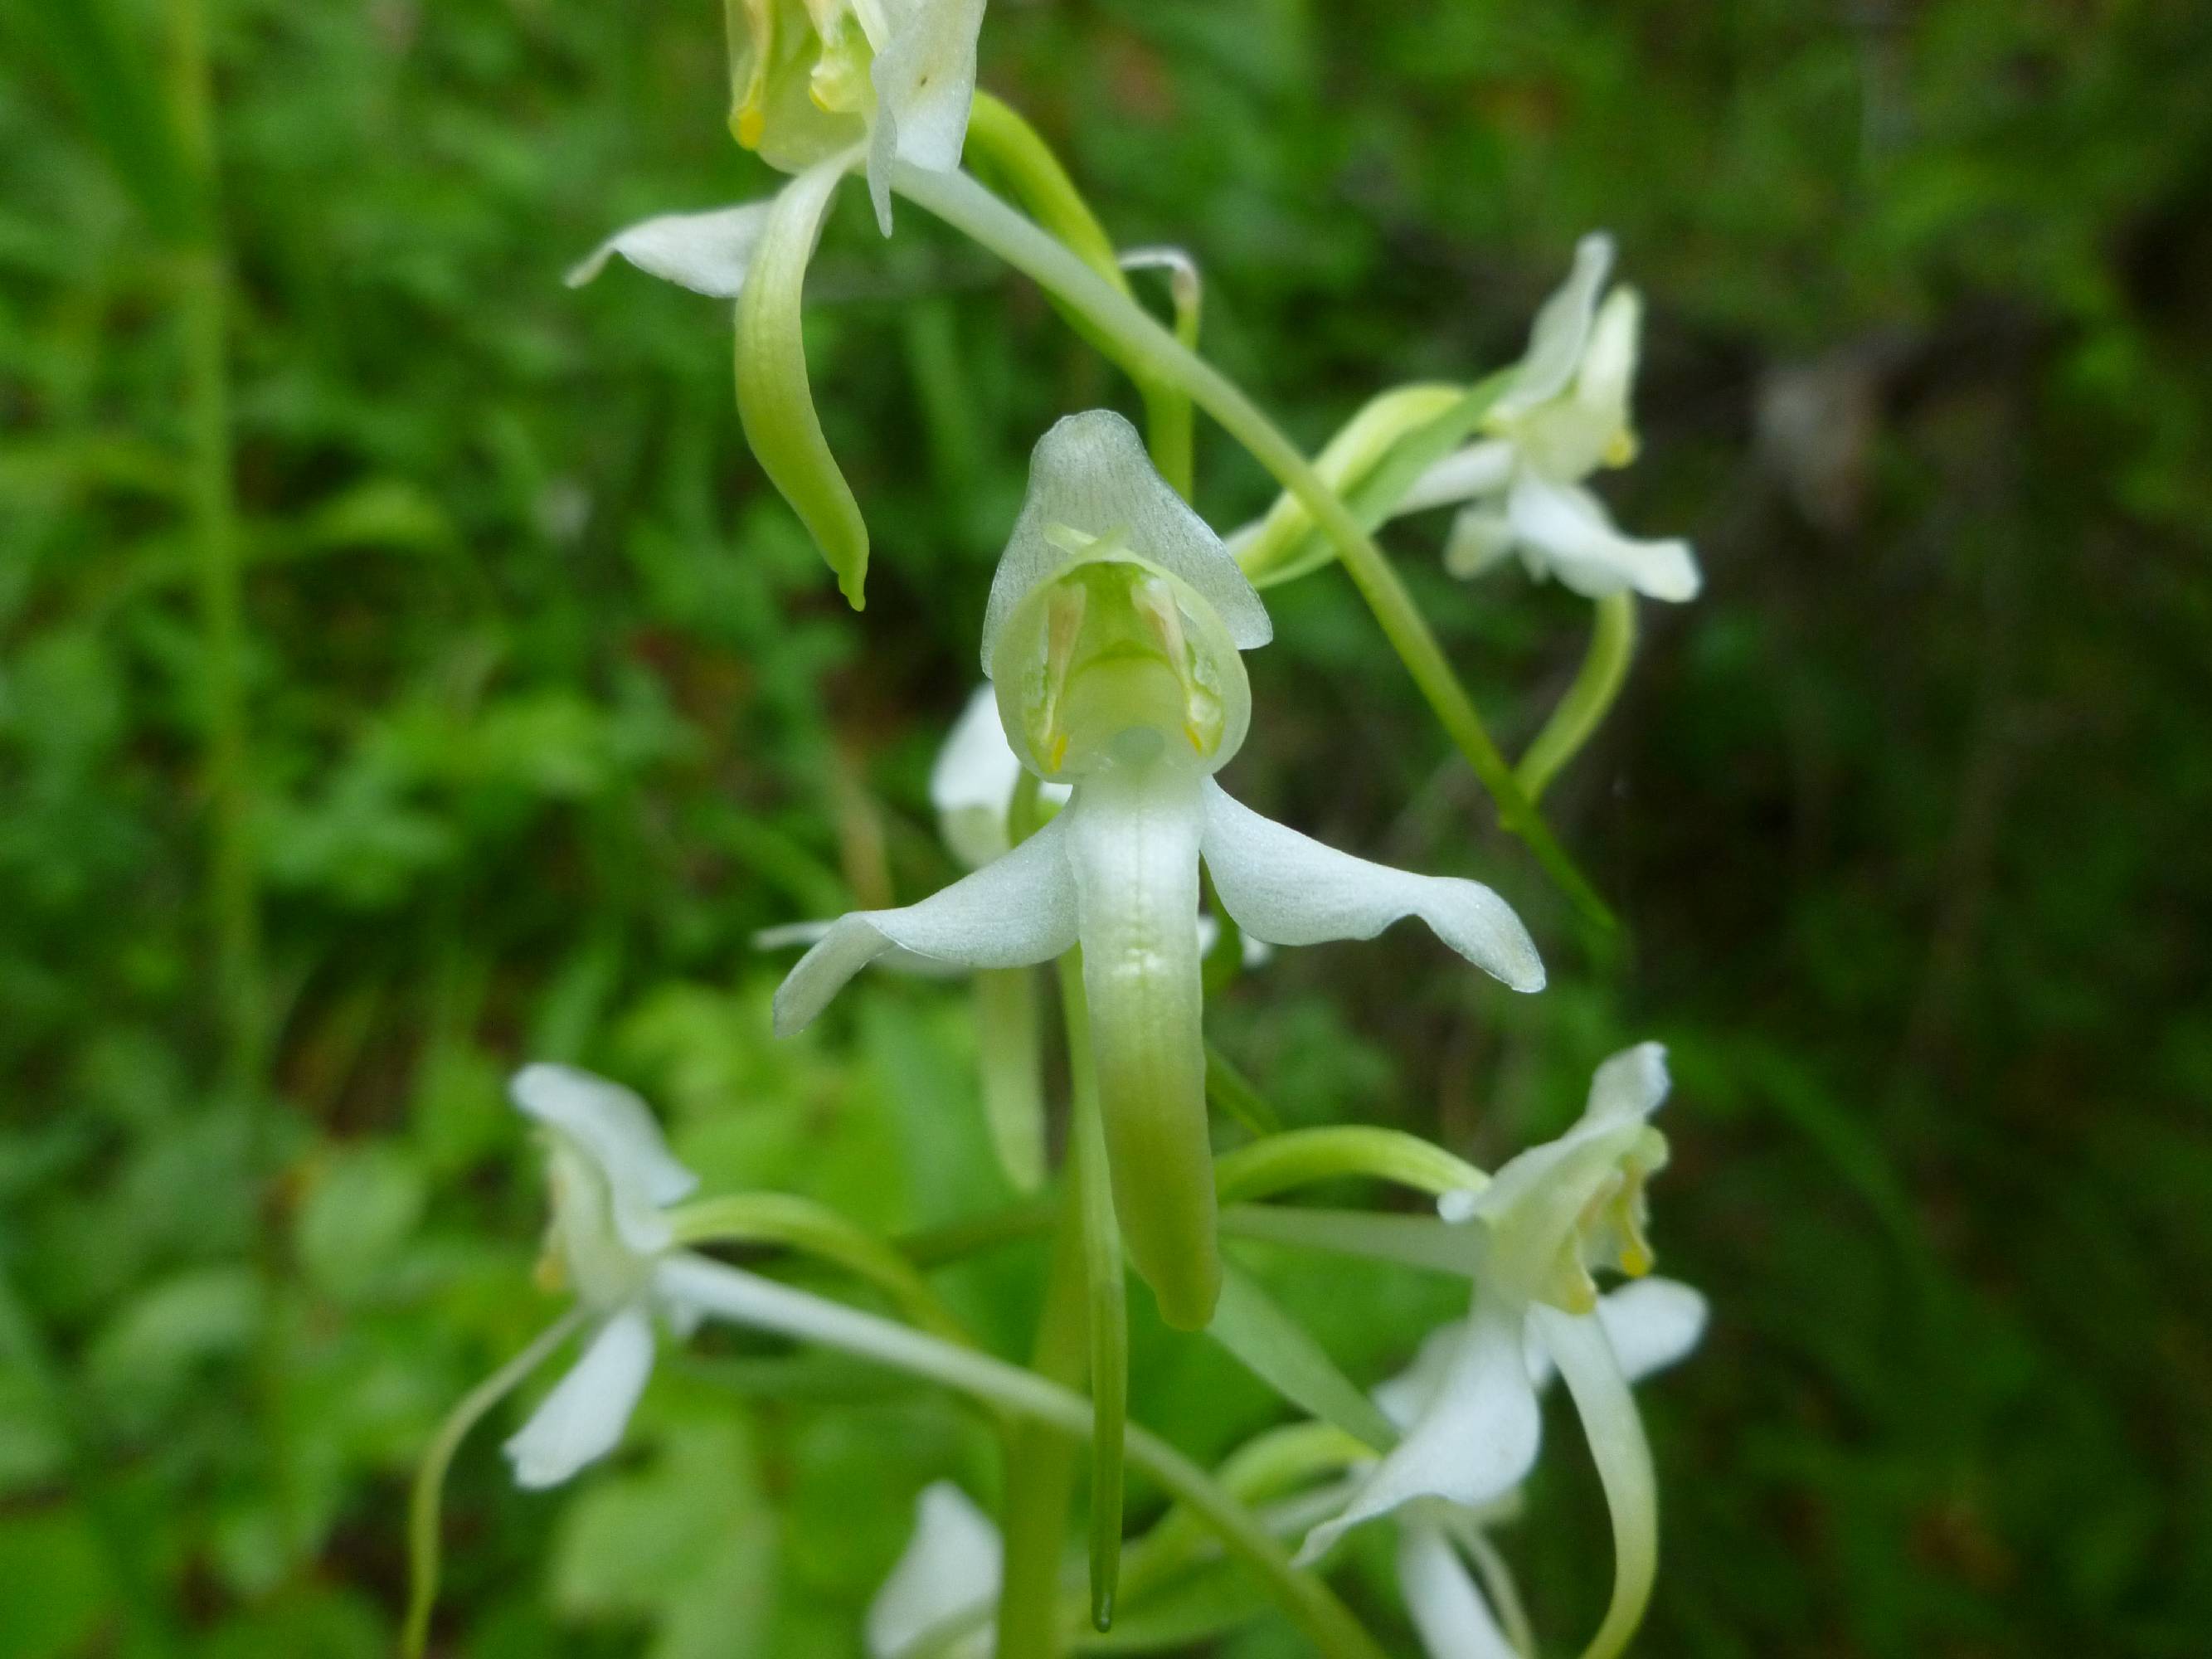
1207;1263;1397;1454
11;0;204;243
1203;1042;1281;1138
734;152;870;607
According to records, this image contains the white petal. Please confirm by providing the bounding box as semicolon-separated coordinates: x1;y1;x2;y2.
1574;287;1644;435
1398;1521;1521;1659
753;919;967;979
1373;1318;1468;1430
503;1307;656;1489
1494;232;1615;418
509;1064;697;1253
930;684;1025;868
982;411;1272;669
1505;475;1701;602
1198;781;1544;992
866;1481;1003;1659
772;813;1079;1036
1594;1277;1707;1382
866;0;988;232
1398;440;1517;515
1296;1300;1541;1564
564;202;775;298
1441;502;1521;580
1586;1041;1671;1125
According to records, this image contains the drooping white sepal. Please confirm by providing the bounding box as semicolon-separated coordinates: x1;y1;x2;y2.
865;1481;1003;1659
565;202;775;298
1397;1520;1522;1659
1296;1299;1542;1565
772;813;1080;1036
503;1306;657;1490
1198;781;1544;993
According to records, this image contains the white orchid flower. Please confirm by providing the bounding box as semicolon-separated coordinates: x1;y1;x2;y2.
566;6;989;608
569;0;984;294
1395;236;1699;603
1294;1044;1682;1658
1375;1276;1707;1659
773;409;1544;1331
500;1064;703;1489
865;1481;1002;1659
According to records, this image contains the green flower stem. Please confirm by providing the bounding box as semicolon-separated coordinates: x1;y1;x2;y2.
1214;1127;1489;1204
656;1255;1391;1659
1220;1204;1477;1277
168;0;260;1086
962;95;1191;494
666;1192;968;1340
403;1309;588;1659
999;1164;1090;1659
893;162;1611;927
1058;956;1130;1629
1515;591;1637;803
1203;1040;1281;1138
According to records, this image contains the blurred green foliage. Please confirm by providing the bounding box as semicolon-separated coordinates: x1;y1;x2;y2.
2;0;2208;1654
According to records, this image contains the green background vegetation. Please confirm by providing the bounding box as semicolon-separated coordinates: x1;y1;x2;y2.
3;0;2208;1653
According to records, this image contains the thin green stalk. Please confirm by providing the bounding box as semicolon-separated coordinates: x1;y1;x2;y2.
962;95;1191;495
657;1256;1391;1659
666;1191;969;1340
1516;591;1637;803
403;1310;588;1659
999;1170;1088;1659
169;0;262;1084
894;162;1611;927
1058;956;1128;1629
1213;1126;1488;1204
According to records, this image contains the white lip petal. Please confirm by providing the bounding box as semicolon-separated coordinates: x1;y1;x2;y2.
772;813;1080;1036
1494;231;1616;418
564;202;775;298
1397;1520;1522;1659
1198;781;1544;992
753;919;970;979
1296;1299;1541;1565
982;411;1273;669
865;1481;1004;1659
502;1306;657;1490
1399;440;1517;515
1506;475;1702;601
508;1063;698;1251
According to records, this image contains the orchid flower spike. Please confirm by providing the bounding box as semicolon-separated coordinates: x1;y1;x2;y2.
1375;1277;1708;1659
773;410;1544;1331
1402;235;1701;602
865;1481;1002;1659
1297;1044;1686;1659
501;1065;703;1489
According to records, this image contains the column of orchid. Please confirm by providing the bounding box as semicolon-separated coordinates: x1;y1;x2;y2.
409;6;1713;1657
